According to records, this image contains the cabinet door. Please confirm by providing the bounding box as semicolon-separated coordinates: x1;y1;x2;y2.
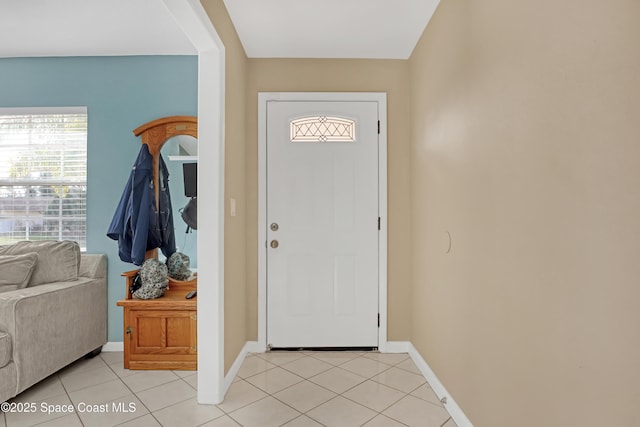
130;310;196;355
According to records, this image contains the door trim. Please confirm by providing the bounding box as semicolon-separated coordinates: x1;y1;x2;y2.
257;92;388;351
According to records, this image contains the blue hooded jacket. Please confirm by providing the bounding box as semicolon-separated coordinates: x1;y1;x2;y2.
107;144;176;265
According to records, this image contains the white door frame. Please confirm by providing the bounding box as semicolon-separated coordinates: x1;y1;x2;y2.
257;92;388;351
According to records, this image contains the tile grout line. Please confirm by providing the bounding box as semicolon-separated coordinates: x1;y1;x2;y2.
139;394;200;426
330;367;416;427
226;363;370;426
101;356;154;427
204;352;441;426
5;375;73;426
100;355;179;427
242;353;398;424
222;395;276;427
250;353;420;427
55;372;86;426
131;376;206;426
21;352;454;427
214;378;259;415
274;352;446;427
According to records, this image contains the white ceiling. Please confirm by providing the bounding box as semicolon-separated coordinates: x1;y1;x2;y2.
0;0;196;58
0;0;438;59
223;0;439;59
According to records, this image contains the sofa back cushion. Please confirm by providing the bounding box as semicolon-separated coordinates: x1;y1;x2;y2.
0;241;80;286
0;252;38;293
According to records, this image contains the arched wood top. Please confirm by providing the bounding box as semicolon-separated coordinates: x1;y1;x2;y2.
133;115;197;156
132;115;198;262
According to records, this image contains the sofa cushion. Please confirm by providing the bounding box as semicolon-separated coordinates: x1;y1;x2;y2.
0;331;11;369
0;241;80;286
0;253;38;293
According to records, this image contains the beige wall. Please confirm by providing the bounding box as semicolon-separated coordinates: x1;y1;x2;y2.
204;3;640;422
246;59;413;342
204;0;413;373
410;1;640;426
201;0;248;373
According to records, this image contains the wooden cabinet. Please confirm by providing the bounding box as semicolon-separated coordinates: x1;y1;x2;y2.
117;271;197;370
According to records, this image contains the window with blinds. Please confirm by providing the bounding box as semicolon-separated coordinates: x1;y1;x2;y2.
0;107;87;249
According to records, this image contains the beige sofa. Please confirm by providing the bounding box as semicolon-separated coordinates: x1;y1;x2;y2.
0;240;107;403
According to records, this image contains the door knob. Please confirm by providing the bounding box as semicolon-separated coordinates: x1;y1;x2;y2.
270;240;279;249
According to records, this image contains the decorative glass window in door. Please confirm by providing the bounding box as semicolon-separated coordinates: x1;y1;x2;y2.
290;116;356;142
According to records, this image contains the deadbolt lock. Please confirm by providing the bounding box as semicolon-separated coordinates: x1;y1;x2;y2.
270;223;279;231
270;240;279;249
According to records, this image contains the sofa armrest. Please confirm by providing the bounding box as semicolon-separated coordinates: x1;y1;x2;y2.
79;254;107;279
0;277;107;394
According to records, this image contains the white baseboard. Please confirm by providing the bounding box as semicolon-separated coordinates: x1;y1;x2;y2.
384;341;411;353
245;341;264;353
223;341;260;394
407;343;474;427
103;342;123;352
158;337;473;427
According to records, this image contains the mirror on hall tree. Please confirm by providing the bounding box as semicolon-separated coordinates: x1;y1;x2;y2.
162;135;198;268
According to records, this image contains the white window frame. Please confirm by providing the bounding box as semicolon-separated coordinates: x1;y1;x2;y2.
0;106;88;249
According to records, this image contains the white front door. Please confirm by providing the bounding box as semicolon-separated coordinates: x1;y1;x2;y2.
266;99;380;348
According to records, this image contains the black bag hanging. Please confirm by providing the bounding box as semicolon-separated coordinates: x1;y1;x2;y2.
180;197;197;232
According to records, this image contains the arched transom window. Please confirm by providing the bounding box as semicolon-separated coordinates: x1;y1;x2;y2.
290;116;356;142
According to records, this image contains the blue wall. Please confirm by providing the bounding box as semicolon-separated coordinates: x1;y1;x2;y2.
0;56;198;341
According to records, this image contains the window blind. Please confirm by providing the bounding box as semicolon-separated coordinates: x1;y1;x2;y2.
0;107;87;248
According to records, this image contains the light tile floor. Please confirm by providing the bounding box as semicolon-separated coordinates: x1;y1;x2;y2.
1;351;458;427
